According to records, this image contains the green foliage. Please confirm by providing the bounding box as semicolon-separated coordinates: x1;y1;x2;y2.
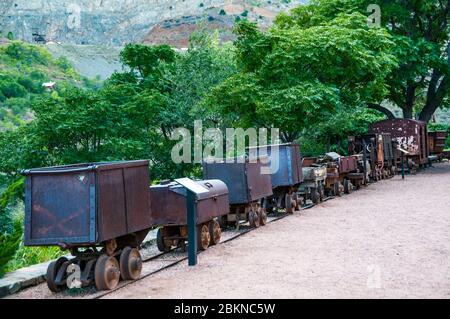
301;107;385;156
203;17;396;142
0;219;22;277
0;41;84;126
5;244;64;274
0;179;24;278
281;0;450;121
120;44;176;79
4;41;52;66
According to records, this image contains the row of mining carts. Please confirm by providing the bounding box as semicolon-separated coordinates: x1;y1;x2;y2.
21;119;448;292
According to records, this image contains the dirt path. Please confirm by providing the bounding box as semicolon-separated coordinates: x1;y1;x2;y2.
9;163;450;299
105;163;450;299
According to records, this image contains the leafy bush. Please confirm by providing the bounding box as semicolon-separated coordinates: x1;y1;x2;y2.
0;179;25;278
0;80;27;98
5;244;64;273
4;97;29;115
0;220;22;278
4;41;52;66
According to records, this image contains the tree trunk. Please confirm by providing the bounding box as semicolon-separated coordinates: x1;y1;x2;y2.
402;106;413;119
367;103;396;119
418;42;450;122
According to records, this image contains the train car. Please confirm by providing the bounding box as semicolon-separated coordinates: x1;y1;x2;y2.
369;119;429;169
202;156;273;228
298;158;327;204
428;131;448;161
348;133;396;181
22;160;152;292
320;152;358;196
247;143;303;214
150;179;229;252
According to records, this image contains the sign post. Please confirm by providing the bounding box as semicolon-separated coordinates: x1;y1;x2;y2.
175;178;210;266
396;147;409;180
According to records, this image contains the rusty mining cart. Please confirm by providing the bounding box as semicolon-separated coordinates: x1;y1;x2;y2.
318;152;358;196
150;179;229;252
369;119;429;172
428;131;449;161
22;161;153;292
298;158;327;205
247;143;303;214
348;133;397;181
202;156;273;228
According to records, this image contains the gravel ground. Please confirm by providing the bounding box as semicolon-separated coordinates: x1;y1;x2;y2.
7;163;450;299
104;163;450;299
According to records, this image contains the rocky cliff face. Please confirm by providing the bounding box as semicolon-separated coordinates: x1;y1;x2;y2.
0;0;306;46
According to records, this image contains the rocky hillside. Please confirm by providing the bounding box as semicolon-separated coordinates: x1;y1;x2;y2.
0;0;306;47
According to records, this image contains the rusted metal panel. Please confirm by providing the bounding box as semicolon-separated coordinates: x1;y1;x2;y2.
369;119;429;164
150;180;229;226
247;143;303;189
428;131;448;154
25;171;94;246
97;168;127;241
203;157;273;205
302;157;318;167
23;160;152;246
338;156;357;173
246;158;273;202
123;166;152;234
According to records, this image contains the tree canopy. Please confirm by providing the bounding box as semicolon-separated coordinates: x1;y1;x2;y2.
278;0;450;121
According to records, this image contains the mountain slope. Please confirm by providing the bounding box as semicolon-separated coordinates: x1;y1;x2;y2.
0;0;306;46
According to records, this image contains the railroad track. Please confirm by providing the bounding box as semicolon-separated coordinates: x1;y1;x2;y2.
91;204;324;299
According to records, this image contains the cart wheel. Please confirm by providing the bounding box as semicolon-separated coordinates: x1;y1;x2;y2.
311;189;320;204
208;220;222;245
292;193;300;211
344;180;353;194
197;224;211;251
318;184;325;201
285;193;294;214
259;209;268;226
248;209;260;228
46;256;68;293
94;254;120;291
333;182;342;197
390;166;396;176
156;228;171;252
120;247;142;281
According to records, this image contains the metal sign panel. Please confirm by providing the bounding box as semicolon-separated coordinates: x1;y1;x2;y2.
175;177;209;195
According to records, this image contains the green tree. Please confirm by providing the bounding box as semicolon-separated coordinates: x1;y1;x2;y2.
279;0;450;121
203;16;396;142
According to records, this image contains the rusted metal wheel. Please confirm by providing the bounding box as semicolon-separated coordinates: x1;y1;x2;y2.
197;224;210;251
318;184;325;201
311;188;320;204
248;209;260;228
259;209;268;226
344;180;353;194
390;166;396;176
333;182;342;197
46;256;68;293
208;219;222;245
94;254;120;291
120;247;142;281
285;193;294;214
292;193;300;211
156;228;171;252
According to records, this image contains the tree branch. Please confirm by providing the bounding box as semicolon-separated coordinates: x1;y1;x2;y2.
367;103;396;119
